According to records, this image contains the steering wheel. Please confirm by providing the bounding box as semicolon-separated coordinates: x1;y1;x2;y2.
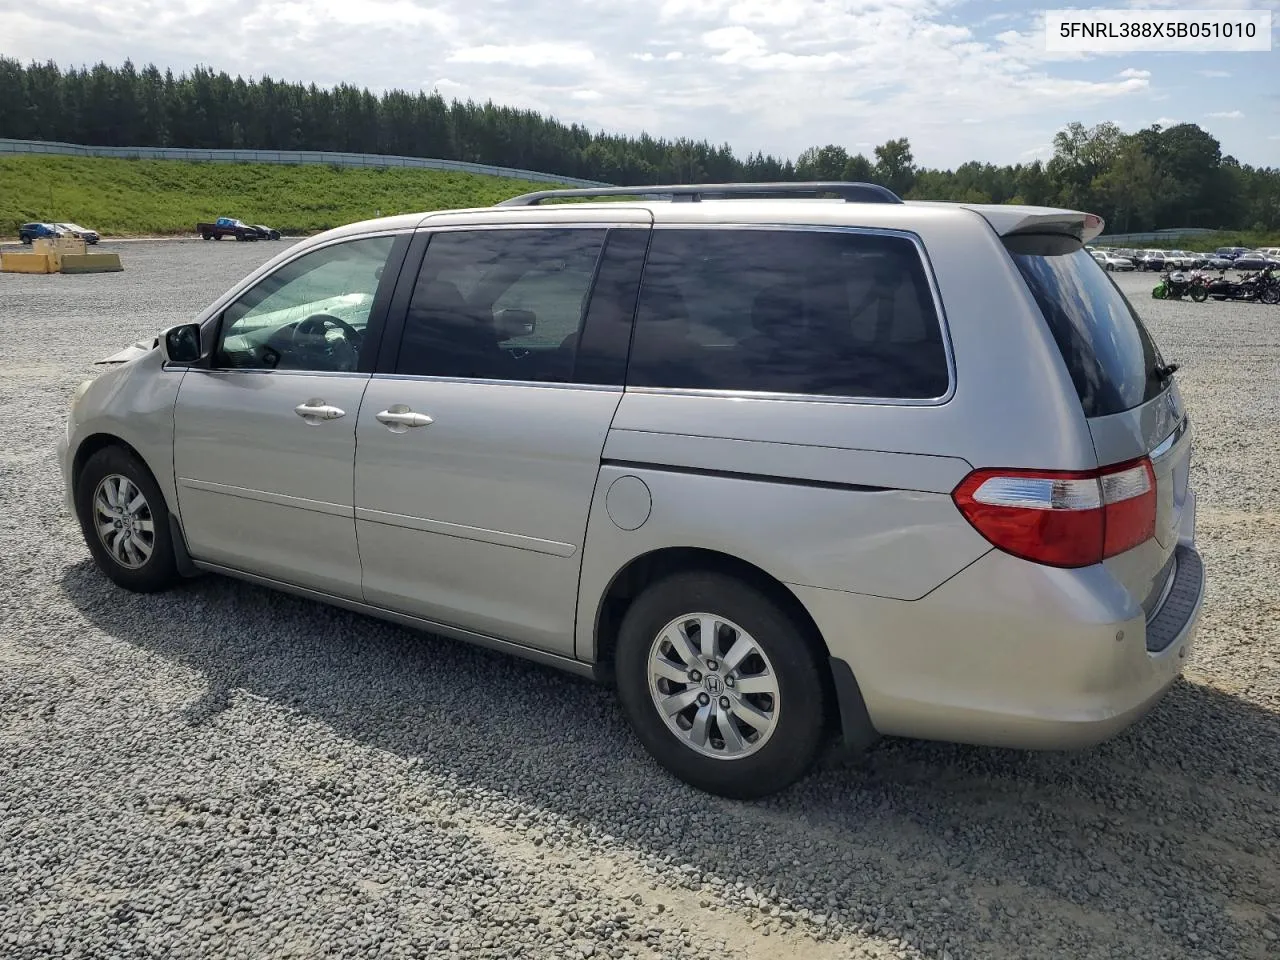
289;313;362;369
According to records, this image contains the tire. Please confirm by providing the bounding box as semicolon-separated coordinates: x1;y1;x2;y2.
1262;287;1280;306
74;445;180;593
1191;285;1209;303
614;571;829;800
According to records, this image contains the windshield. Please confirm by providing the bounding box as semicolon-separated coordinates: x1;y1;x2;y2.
1010;247;1166;419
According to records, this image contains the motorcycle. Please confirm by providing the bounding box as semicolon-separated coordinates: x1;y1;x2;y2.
1152;270;1196;300
1203;269;1265;302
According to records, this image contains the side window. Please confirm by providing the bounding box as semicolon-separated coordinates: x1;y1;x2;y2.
395;228;606;383
626;228;949;400
215;235;395;372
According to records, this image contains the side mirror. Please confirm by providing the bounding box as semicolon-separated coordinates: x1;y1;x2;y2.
161;323;203;365
496;308;536;340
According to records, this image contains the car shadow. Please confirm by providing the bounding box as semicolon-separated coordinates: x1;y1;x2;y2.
58;560;1280;959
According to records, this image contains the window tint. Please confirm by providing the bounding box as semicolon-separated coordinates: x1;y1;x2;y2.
216;236;394;372
1010;248;1165;418
396;228;606;383
626;228;948;399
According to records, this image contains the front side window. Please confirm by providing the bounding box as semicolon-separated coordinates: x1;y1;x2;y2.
626;228;949;399
215;236;395;372
396;228;606;383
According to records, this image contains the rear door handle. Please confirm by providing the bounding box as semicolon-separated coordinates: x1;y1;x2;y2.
294;400;346;423
376;405;434;432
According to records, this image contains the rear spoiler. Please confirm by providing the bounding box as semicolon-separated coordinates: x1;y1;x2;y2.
914;201;1105;253
972;205;1104;254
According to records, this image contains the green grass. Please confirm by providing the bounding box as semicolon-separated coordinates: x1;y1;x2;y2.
0;155;566;238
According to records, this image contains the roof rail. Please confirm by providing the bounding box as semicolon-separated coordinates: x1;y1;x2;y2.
494;181;903;207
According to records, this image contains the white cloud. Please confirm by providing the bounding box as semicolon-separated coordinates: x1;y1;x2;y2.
571;89;603;101
1117;68;1149;79
1199;69;1231;78
1207;110;1244;119
447;42;595;67
1155;116;1177;126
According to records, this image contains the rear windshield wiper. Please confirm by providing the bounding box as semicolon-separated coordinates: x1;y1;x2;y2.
1153;361;1180;382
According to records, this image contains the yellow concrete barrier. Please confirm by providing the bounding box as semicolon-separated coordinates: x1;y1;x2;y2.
1;251;56;273
59;253;124;274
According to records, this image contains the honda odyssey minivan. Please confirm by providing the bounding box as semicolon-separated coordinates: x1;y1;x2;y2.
61;182;1205;799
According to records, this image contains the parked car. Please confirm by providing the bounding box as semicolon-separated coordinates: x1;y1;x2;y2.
1200;252;1234;270
197;217;260;241
250;224;282;241
18;222;68;243
55;222;101;244
1093;251;1135;271
1137;250;1167;271
1215;246;1249;261
61;183;1204;800
1231;250;1280;271
1257;247;1280;261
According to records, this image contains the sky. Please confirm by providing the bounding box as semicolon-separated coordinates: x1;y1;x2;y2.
2;0;1278;169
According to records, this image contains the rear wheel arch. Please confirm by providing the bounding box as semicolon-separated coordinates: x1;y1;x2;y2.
590;547;853;737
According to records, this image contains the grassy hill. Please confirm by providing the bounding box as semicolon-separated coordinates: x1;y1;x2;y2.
0;155;564;238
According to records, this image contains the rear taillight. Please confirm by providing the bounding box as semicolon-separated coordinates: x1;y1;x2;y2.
952;457;1156;568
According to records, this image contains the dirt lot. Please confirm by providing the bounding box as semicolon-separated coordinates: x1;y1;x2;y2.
1;241;1278;960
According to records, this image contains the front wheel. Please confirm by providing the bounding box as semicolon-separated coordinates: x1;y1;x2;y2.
614;572;829;800
75;446;180;593
1190;285;1209;303
1262;287;1280;305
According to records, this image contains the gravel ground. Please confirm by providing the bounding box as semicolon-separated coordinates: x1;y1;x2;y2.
1;241;1278;960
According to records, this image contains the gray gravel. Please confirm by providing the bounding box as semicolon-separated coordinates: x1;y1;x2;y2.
2;242;1279;960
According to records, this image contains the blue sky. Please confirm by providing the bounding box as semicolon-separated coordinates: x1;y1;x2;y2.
3;0;1277;168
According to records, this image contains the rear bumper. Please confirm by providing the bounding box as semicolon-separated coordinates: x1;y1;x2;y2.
803;515;1205;751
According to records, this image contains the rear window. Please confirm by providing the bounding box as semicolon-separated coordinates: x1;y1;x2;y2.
627;228;949;400
1010;247;1165;418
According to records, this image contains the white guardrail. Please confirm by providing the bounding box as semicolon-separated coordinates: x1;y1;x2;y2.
0;137;612;188
1096;228;1218;244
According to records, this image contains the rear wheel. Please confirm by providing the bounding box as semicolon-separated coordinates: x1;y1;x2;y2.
74;446;180;593
614;571;829;799
1262;287;1280;305
1190;284;1209;303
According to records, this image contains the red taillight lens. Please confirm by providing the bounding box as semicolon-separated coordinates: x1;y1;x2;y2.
952;457;1156;568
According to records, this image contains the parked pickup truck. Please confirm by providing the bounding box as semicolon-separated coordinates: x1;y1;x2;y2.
197;217;260;241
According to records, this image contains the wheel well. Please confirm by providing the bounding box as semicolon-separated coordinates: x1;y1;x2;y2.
72;434;151;497
594;547;833;680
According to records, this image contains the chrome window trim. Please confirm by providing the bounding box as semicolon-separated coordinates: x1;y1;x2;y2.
180;368;372;380
627;222;957;407
370;373;621;393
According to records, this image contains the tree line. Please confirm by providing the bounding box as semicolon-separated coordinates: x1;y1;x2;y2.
1;58;1277;233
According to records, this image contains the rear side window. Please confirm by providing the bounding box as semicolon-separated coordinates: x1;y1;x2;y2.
626;228;949;399
1010;248;1164;418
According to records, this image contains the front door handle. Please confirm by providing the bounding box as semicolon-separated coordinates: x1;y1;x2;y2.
376;405;434;433
294;399;346;424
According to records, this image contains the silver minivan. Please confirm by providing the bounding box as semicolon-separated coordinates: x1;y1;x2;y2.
61;182;1205;799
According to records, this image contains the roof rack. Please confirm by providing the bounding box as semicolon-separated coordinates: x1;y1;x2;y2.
494;181;903;207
